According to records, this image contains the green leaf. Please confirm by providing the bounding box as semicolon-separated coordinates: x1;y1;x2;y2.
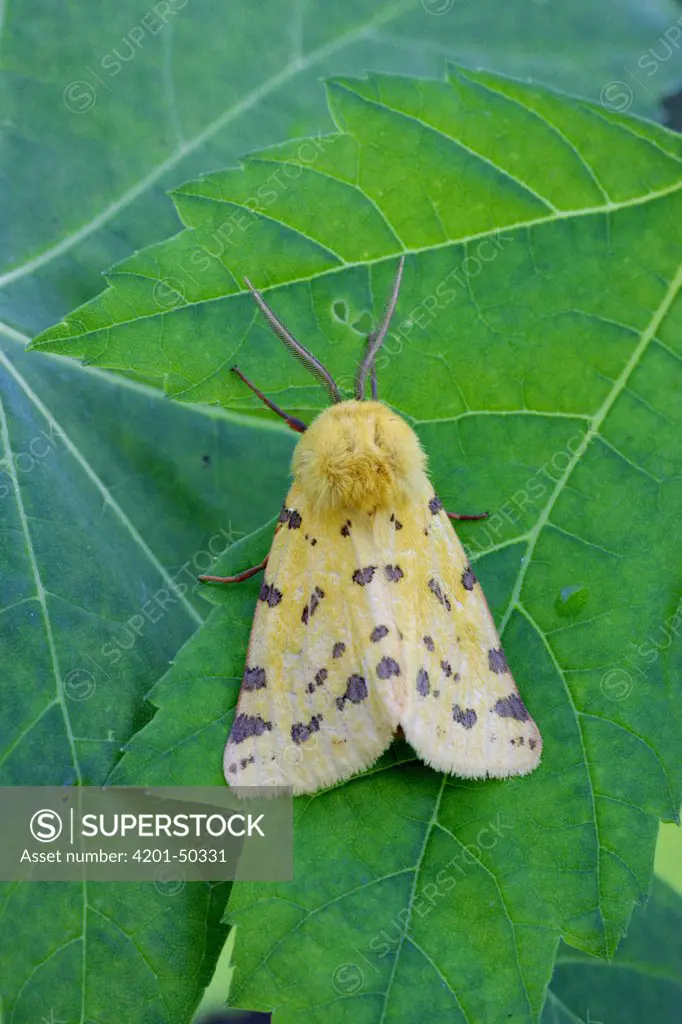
31;66;682;420
91;69;682;1021
7;7;682;1021
0;326;295;1021
654;819;682;895
4;0;682;339
544;878;682;1023
109;519;278;788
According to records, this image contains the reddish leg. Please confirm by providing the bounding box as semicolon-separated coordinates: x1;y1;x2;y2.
447;511;489;522
198;556;268;585
231;366;307;433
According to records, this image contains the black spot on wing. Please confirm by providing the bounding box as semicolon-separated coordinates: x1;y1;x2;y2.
428;578;451;611
336;674;369;709
227;763;237;774
288;510;302;530
278;505;291;524
259;582;283;607
453;705;477;729
488;648;509;674
390;513;403;530
353;566;376;586
529;738;538;750
461;567;477;591
371;625;389;642
239;755;255;769
332;642;346;659
429;494;443;514
230;714;273;744
416;668;430;697
493;694;530;721
440;660;452;677
423;635;435;651
291;714;323;745
291;723;307;744
376;656;400;680
347;675;368;702
302;585;325;623
243;666;266;691
384;564;404;582
307;668;328;694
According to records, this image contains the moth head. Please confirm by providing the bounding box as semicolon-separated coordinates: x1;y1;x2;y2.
293;400;426;514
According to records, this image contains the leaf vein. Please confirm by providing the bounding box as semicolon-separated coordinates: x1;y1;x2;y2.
0;0;415;289
0;351;203;625
332;79;556;214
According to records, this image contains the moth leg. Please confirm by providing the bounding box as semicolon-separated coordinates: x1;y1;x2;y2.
447;511;490;522
198;556;268;585
231;366;307;433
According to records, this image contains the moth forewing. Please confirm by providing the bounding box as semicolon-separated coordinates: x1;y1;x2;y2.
398;484;542;777
223;486;398;794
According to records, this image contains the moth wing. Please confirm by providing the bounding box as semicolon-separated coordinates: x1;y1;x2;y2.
397;487;542;777
224;487;396;795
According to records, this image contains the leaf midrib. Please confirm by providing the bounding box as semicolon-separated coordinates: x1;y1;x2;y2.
498;260;682;635
493;261;682;948
0;0;415;292
31;178;682;351
0;382;89;1022
0;393;81;776
233;776;532;1023
0;322;293;433
0;348;203;625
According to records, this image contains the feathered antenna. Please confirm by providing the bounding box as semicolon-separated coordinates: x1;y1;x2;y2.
244;277;342;404
355;255;405;400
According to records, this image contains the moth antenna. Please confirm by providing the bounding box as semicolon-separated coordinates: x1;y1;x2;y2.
355;255;405;400
244;277;342;403
363;330;379;399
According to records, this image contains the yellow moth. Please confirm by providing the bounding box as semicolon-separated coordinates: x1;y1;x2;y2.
202;257;542;794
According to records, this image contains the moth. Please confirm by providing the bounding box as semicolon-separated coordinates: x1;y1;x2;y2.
202;257;542;794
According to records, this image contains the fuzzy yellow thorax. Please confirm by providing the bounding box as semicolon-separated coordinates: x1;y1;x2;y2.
292;400;427;514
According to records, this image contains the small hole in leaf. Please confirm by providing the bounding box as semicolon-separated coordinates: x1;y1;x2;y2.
554;584;588;618
352;312;373;334
332;300;349;322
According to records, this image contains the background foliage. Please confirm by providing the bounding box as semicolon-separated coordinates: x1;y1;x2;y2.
2;2;682;1022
